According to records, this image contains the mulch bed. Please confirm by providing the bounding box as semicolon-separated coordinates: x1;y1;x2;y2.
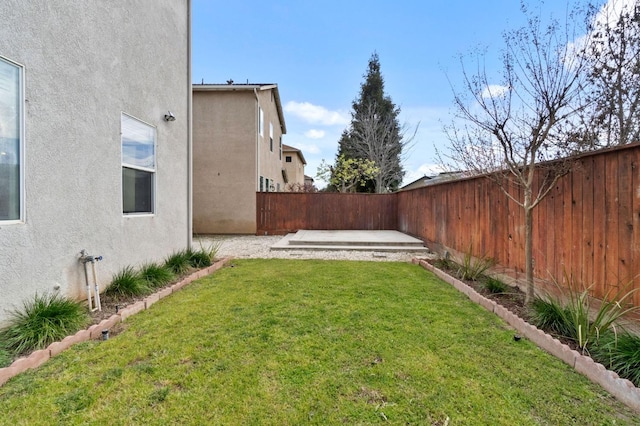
425;259;530;319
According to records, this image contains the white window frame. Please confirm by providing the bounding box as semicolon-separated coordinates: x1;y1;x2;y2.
0;56;24;224
269;122;273;152
259;107;264;138
121;112;156;216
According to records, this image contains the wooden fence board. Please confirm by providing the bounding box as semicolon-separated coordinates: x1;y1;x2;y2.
605;153;620;294
618;150;634;287
632;148;640;306
592;154;607;296
581;157;595;289
571;169;583;283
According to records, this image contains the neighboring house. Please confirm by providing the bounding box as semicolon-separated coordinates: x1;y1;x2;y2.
0;1;192;325
304;175;315;187
192;83;288;234
400;175;433;191
282;144;307;190
400;172;467;191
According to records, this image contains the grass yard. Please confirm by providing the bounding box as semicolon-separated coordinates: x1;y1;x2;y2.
0;259;637;425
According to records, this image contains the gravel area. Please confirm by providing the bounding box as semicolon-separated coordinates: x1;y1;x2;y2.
196;234;435;262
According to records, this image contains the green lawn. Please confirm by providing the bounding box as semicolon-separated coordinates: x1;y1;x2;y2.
0;259;637;425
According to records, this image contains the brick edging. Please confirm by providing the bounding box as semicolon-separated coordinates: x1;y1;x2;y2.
413;258;640;413
0;257;234;387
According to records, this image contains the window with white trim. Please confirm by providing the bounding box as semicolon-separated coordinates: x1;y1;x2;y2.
269;122;273;152
121;113;155;214
259;107;264;137
0;57;23;222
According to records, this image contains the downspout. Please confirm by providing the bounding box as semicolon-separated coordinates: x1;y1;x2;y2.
254;88;260;191
187;0;193;248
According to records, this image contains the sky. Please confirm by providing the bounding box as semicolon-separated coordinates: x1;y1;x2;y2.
191;0;615;188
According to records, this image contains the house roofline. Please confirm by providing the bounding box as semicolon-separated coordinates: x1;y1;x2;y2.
193;83;286;134
282;144;306;165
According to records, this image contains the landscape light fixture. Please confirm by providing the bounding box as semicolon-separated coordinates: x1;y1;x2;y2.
164;111;176;122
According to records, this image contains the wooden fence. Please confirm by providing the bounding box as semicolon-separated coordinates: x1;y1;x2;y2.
256;192;397;235
256;143;640;304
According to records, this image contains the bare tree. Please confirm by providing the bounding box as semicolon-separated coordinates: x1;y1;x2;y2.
444;3;590;304
285;182;318;193
579;0;640;147
349;101;417;193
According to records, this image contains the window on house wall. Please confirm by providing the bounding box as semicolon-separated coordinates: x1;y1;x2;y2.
122;113;155;214
265;178;270;192
269;122;273;152
276;183;280;192
259;176;263;192
0;57;23;222
259;107;264;138
279;136;282;160
285;156;292;163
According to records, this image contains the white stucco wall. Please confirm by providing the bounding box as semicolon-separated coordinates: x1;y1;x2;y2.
0;1;191;324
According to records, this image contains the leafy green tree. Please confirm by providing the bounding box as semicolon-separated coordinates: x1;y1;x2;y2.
336;53;409;193
317;155;379;193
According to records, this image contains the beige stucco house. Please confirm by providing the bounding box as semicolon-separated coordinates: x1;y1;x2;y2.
192;83;288;234
282;144;307;190
0;1;192;324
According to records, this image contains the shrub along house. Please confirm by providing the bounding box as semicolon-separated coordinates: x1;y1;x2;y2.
192;83;291;234
0;1;192;325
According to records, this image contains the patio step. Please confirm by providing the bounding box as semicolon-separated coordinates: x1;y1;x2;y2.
271;230;430;252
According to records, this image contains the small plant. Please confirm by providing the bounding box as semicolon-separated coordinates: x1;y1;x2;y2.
164;249;191;275
139;263;175;289
590;331;640;387
533;274;639;352
0;293;89;355
530;297;572;338
196;238;222;262
106;266;150;297
456;245;495;281
0;346;13;367
433;257;455;271
187;248;212;269
483;276;508;294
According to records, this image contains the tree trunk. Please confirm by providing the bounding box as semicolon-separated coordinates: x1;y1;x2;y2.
524;203;535;305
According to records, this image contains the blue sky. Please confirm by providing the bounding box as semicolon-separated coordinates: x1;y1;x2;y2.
192;0;609;187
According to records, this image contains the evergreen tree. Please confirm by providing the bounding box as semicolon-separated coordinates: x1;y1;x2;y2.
335;53;405;192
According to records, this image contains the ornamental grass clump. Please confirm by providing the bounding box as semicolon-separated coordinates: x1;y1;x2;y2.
196;238;222;263
0;347;12;368
532;274;639;353
187;248;212;269
164;250;191;275
0;293;89;355
456;245;495;281
105;266;150;298
590;331;640;387
139;263;175;289
483;276;509;294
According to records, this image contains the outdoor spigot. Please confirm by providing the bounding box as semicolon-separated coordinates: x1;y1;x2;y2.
79;249;94;264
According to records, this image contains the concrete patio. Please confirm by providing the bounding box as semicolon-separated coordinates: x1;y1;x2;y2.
271;230;430;252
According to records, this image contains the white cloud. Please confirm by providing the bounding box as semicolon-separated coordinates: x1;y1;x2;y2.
567;0;636;63
481;84;509;99
595;0;636;28
402;163;446;186
299;143;321;155
284;101;350;126
304;129;325;139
